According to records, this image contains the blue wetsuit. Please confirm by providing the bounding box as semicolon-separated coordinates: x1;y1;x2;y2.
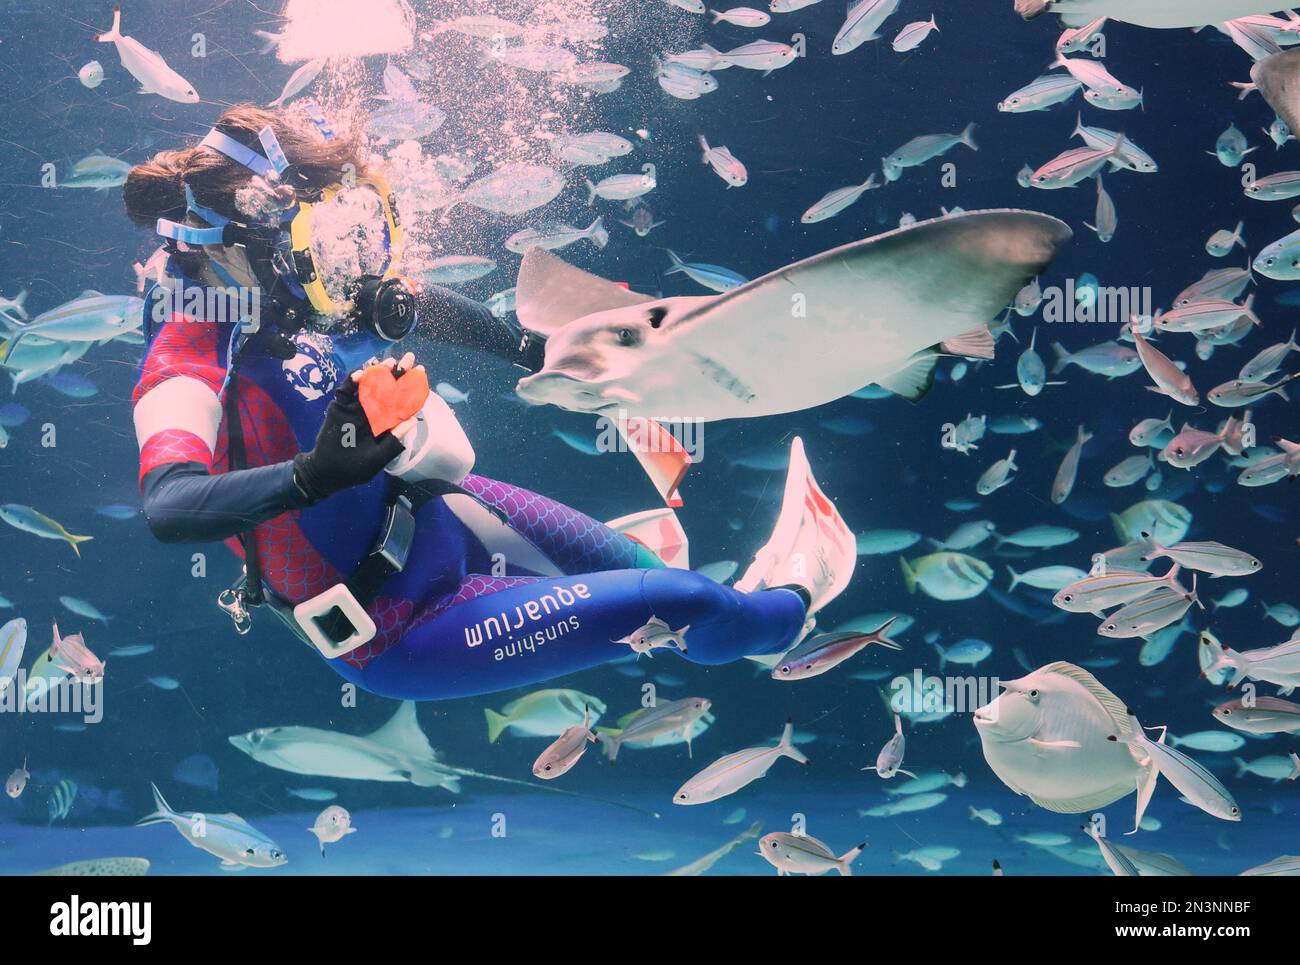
133;286;807;700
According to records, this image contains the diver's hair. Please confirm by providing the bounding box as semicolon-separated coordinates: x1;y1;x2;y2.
122;104;370;230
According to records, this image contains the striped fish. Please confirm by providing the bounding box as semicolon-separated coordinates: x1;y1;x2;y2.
47;779;78;825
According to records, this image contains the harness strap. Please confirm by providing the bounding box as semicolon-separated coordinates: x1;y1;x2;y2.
221;345;265;606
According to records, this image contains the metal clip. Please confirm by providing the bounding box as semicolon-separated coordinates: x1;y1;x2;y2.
217;584;253;635
375;495;415;571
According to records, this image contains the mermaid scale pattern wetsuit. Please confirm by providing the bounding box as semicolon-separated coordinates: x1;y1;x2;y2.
133;286;807;700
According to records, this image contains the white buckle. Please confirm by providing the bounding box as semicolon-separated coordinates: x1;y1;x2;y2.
292;584;377;659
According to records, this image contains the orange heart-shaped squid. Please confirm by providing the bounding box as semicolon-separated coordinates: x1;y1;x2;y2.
356;364;430;436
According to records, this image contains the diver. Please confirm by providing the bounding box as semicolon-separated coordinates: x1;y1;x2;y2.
125;103;856;701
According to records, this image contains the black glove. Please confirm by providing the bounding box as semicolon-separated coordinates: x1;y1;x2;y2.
292;373;406;503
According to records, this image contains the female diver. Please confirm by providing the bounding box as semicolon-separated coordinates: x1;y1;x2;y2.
126;103;856;701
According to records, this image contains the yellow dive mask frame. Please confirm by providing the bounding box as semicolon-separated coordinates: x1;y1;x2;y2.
286;172;406;318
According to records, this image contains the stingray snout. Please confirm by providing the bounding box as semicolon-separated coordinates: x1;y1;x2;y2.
516;370;605;409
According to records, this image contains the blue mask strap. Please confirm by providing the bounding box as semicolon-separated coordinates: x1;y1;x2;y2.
257;126;292;176
200;128;278;180
185;184;231;228
298;100;337;141
156;218;226;247
155;186;233;247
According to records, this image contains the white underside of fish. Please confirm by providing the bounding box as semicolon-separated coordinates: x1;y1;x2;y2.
515;210;1070;421
1020;0;1278;28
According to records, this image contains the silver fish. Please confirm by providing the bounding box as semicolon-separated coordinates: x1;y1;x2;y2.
772;617;902;680
757;832;865;875
998;74;1082;112
1110;721;1241;831
137;783;287;869
1142;539;1262;577
595;697;713;760
1130;324;1199;405
1097;576;1202;640
864;713;915;779
532;706;597;779
1053;567;1182;615
1052;425;1093;504
1085;174;1118;242
673;719;809;804
1214;696;1300;734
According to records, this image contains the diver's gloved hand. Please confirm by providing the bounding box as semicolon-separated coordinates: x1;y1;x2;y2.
292;359;414;503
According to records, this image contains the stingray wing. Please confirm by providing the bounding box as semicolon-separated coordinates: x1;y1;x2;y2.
516;247;655;335
660;210;1070;408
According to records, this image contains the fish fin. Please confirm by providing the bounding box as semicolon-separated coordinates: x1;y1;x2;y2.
97;5;123;42
779;718;810;765
484;708;510;744
1129;757;1159;834
836;842;866;876
366;701;435;761
515;247;654;335
940;326;996;361
67;534;93;557
1028;738;1081;749
595;730;622;762
899;556;917;594
1039;661;1135;738
876;351;938;402
1049;341;1072;375
135;781;176;827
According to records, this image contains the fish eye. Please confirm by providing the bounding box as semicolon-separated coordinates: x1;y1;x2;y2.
1251;559;1261;568
543;764;552;771
677;792;688;800
769;841;779;848
1222;708;1232;716
615;327;640;346
1062;594;1073;603
1028;689;1039;699
779;666;790;674
1231;806;1240;815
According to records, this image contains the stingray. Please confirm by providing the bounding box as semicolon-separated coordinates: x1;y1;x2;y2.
514;210;1071;422
1014;0;1277;28
1253;49;1300;139
228;701;659;815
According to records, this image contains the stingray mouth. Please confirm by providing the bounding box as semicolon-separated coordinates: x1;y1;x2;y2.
516;370;610;410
